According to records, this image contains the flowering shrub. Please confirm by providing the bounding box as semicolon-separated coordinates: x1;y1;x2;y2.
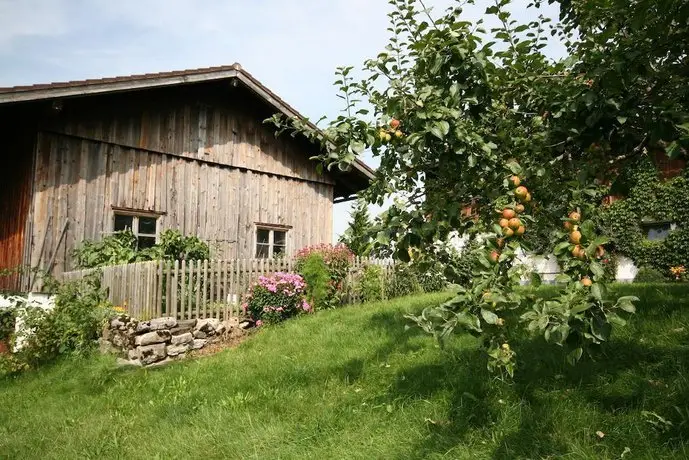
670;265;686;281
296;244;354;277
242;272;311;325
295;244;354;309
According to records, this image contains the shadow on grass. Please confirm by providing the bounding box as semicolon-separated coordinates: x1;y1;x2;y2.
359;286;689;459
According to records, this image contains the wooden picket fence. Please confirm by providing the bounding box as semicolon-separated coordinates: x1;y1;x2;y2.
342;257;396;304
61;257;395;320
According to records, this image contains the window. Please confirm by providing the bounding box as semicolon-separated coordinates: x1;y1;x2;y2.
643;221;675;241
113;212;159;249
255;226;288;258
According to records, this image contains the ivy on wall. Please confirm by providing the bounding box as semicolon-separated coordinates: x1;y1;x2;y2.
602;157;689;278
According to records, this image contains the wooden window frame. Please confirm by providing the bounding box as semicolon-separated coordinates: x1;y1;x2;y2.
111;208;162;248
254;224;290;259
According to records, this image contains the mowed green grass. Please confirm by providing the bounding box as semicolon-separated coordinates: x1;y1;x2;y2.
1;285;689;459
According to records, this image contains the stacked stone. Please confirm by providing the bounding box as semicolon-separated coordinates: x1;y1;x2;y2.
103;315;239;367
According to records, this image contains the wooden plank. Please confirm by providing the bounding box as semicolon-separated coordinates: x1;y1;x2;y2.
228;259;235;318
202;259;209;319
156;259;163;317
195;259;201;320
185;259;193;319
171;260;179;318
241;258;248;304
216;258;223;309
221;259;227;320
179;259;187;320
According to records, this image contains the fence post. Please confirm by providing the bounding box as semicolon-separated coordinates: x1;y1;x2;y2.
156;260;163;317
195;260;201;320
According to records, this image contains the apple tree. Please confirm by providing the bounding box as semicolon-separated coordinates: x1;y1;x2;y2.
269;0;689;375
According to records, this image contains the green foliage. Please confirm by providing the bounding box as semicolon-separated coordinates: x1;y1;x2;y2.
339;199;374;257
295;244;354;309
242;272;310;326
73;230;139;268
634;267;668;284
266;0;685;375
0;274;111;378
155;230;210;261
18;273;111;365
73;230;210;269
297;254;332;310
445;241;481;287
0;308;15;342
0;354;28;377
358;265;384;303
415;262;448;293
602;159;689;277
385;264;422;299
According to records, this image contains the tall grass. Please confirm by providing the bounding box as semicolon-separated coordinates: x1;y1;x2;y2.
0;285;687;459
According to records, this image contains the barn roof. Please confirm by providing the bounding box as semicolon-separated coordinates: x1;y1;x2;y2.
0;63;374;202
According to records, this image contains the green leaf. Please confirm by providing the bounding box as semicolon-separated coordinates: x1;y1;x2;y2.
591;316;612;341
456;311;481;332
590;261;605;278
607;312;627;327
554;241;571;254
429;124;445;140
396;248;411;263
616;116;628;124
570;302;593;314
480;308;499;324
667;141;681;159
591;283;603;300
580;220;595;240
615;296;637;313
566;347;583;366
530;272;542;288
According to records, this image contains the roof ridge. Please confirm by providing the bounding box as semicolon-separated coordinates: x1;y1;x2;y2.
0;63;243;92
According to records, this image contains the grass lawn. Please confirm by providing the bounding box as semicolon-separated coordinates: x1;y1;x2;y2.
1;284;688;459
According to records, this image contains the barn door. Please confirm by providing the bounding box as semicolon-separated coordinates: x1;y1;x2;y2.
0;133;34;292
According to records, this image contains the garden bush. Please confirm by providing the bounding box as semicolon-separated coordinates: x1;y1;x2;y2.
296;253;332;310
445;241;481;287
242;272;311;326
358;265;384;303
0;308;15;346
19;273;111;365
295;244;353;309
634;267;667;283
0;273;112;378
414;262;448;293
385;264;422;299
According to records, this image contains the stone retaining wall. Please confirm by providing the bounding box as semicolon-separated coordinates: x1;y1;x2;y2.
102;315;249;367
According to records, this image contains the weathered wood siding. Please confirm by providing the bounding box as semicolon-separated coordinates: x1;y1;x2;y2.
46;83;331;185
24;84;335;279
29;132;333;276
0;128;34;291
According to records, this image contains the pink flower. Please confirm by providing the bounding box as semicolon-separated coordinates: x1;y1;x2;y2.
256;320;263;327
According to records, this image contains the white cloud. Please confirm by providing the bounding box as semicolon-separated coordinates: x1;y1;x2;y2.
0;0;70;50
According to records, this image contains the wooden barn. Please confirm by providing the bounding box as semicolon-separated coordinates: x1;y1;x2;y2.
0;64;373;292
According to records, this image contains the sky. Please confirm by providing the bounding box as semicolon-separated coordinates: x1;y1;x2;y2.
0;0;564;242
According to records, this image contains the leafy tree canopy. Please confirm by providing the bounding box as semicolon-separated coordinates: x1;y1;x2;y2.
272;0;689;259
